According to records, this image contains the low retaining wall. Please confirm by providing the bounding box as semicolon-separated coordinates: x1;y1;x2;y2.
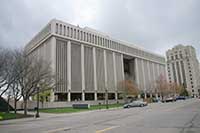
9;100;124;110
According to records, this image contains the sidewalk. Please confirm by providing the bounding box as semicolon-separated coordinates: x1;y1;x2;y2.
0;107;123;125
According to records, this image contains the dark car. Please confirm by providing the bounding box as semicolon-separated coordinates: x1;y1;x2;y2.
176;96;186;100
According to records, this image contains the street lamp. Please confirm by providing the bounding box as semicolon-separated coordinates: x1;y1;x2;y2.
35;87;40;118
105;89;108;109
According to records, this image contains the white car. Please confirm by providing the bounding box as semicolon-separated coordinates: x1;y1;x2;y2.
123;100;148;108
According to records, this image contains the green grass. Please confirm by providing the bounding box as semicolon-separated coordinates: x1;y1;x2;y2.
0;112;32;121
39;103;123;114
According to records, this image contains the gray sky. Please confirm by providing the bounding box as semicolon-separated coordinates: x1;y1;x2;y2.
0;0;200;59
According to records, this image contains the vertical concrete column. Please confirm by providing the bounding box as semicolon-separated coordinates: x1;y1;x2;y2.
50;37;56;102
147;61;151;92
183;60;189;89
81;44;85;101
150;93;153;98
169;63;174;82
104;50;108;103
157;64;160;77
152;63;157;96
93;47;97;101
135;58;140;87
67;41;71;102
155;93;158;99
113;52;117;100
157;64;162;98
135;58;140;98
174;62;179;85
121;54;125;81
97;36;99;45
166;64;169;83
104;50;108;89
179;61;183;85
163;65;167;82
142;60;147;98
51;19;56;34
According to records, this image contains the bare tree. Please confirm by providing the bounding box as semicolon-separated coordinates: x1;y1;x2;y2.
0;48;12;96
0;47;58;115
14;50;56;115
10;81;21;114
0;48;20;97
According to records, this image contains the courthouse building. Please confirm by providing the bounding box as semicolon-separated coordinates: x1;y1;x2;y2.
166;45;200;96
25;19;166;102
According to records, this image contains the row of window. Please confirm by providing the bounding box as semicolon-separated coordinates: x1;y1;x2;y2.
167;49;190;60
55;23;163;62
168;60;194;88
167;54;183;60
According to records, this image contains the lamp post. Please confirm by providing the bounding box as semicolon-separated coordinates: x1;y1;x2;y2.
105;89;108;109
35;87;40;118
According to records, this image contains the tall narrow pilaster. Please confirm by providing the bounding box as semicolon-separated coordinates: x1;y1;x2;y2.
157;64;160;77
50;37;56;102
179;61;184;85
135;58;141;98
113;52;117;100
174;62;179;85
67;41;71;102
152;63;156;94
141;60;146;95
147;61;151;92
104;50;108;89
121;54;125;81
135;58;140;87
93;47;97;101
81;44;85;101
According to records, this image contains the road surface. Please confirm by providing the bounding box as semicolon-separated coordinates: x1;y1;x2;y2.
0;98;200;133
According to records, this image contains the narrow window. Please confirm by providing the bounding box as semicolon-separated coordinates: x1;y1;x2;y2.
95;36;97;44
56;23;58;34
80;31;83;40
71;28;73;38
92;35;94;43
86;33;88;42
64;26;66;36
59;24;62;35
74;29;76;39
84;32;86;41
67;27;69;36
77;30;79;40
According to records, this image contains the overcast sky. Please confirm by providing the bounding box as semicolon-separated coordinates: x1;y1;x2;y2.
0;0;200;59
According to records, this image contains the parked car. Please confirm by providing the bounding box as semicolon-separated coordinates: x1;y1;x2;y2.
152;98;159;103
123;100;148;108
162;97;176;102
176;96;186;100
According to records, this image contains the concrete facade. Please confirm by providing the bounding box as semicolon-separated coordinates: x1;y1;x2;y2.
166;45;200;96
25;19;166;102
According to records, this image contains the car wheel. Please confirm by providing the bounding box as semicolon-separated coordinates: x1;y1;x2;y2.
140;104;144;107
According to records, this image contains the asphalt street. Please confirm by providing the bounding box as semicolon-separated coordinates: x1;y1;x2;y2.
0;98;200;133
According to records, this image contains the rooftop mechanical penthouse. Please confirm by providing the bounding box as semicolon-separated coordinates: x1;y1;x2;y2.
25;19;166;102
